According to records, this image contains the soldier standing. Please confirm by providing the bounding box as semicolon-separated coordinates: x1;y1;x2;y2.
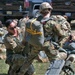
17;2;70;75
3;19;34;75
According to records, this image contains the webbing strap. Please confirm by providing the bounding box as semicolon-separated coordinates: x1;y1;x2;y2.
30;18;37;30
26;18;42;35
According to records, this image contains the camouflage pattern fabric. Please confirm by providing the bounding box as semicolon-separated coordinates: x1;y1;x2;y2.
17;16;68;75
50;15;71;46
3;27;24;53
9;54;26;75
17;41;67;75
42;15;68;60
18;18;28;28
51;15;71;35
17;42;51;75
51;15;71;30
18;18;28;37
4;15;69;75
43;18;65;37
3;27;34;75
3;27;25;74
8;54;35;75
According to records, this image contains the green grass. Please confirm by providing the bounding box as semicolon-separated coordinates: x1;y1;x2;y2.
0;60;9;75
0;59;75;75
0;52;49;75
0;59;49;75
33;60;49;75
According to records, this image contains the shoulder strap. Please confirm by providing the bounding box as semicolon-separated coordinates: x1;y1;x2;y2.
26;18;42;35
41;17;53;25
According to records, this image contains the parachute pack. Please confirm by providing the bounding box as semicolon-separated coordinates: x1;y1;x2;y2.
25;18;44;47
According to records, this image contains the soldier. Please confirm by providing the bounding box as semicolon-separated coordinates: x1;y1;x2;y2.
3;19;34;75
17;2;69;75
38;2;69;60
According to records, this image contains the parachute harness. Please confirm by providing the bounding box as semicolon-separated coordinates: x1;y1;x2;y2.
26;18;42;35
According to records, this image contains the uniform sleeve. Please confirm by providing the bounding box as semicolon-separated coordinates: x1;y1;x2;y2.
45;20;65;37
3;36;24;53
52;21;66;37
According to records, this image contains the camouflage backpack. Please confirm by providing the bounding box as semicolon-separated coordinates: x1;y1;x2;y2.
25;18;44;47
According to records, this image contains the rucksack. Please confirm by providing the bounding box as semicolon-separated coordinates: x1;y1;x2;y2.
25;18;44;47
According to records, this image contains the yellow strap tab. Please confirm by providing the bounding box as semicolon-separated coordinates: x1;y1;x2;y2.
26;18;42;35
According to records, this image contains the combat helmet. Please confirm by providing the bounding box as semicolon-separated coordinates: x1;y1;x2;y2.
39;2;53;12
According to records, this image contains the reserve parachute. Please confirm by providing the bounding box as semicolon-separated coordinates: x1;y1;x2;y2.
25;18;44;47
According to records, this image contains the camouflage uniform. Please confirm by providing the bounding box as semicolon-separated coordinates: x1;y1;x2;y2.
41;17;67;60
3;27;34;75
50;15;71;46
17;16;68;75
17;2;69;75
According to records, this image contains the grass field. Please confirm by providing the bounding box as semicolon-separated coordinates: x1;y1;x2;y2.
0;59;75;75
0;60;9;75
0;59;49;75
